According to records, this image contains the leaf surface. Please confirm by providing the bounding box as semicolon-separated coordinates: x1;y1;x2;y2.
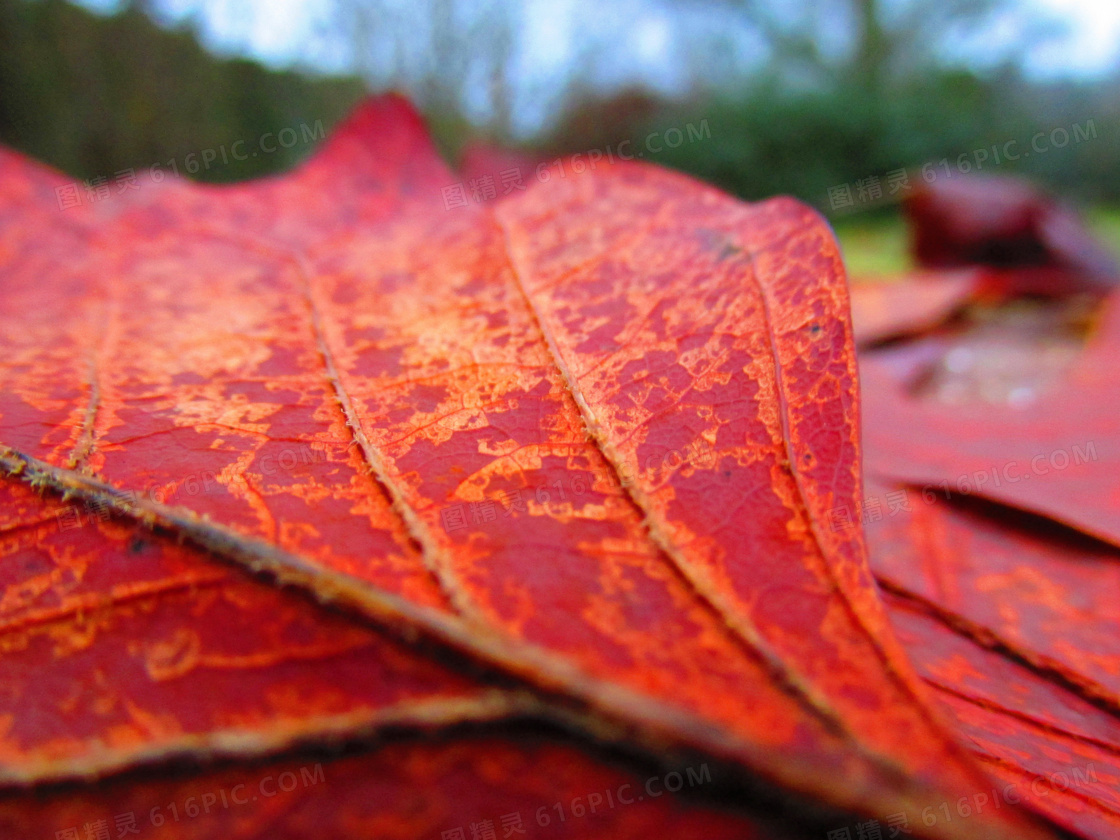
0;96;1062;839
862;293;1120;547
849;271;978;345
863;477;1120;838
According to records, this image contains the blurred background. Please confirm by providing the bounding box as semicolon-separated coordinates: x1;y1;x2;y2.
1;0;1117;268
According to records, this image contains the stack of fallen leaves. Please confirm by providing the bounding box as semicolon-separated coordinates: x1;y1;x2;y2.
0;96;1115;840
851;174;1120;840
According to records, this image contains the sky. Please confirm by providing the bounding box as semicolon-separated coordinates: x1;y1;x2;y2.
1025;0;1120;73
1026;0;1120;76
76;0;684;76
78;0;1120;78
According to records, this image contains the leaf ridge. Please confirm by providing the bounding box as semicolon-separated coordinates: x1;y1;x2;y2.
738;222;994;786
880;576;1120;718
176;223;484;623
972;751;1120;821
489;210;861;745
0;689;549;786
927;678;1120;756
0;443;986;836
66;293;120;472
0;448;729;755
0;571;229;638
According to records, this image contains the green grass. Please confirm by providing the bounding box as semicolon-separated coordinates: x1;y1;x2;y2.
830;213;912;278
1088;207;1120;257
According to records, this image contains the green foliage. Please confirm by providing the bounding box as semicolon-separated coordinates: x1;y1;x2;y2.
647;71;1120;214
0;0;366;183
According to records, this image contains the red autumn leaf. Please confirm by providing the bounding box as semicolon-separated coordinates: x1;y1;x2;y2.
0;95;1076;838
457;141;542;199
862;476;1120;839
855;183;1120;839
861;289;1120;547
0;735;784;840
903;174;1118;293
849;270;979;345
0;477;780;839
886;596;1120;840
850;175;1118;348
